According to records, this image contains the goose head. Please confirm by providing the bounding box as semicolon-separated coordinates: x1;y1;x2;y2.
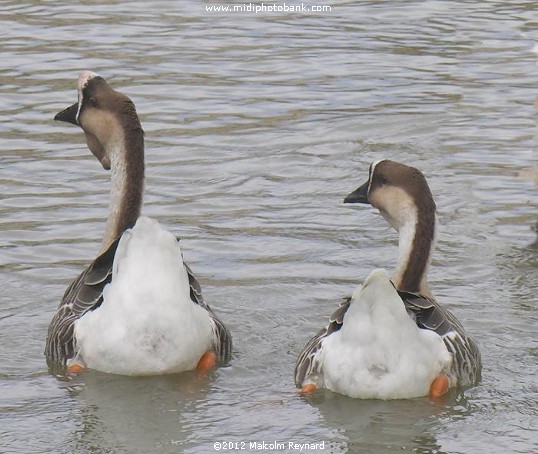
344;160;437;295
54;71;143;170
54;72;145;251
344;159;436;232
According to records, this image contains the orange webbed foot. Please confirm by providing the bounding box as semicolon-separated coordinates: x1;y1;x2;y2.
66;363;86;375
196;351;217;377
299;383;318;394
429;375;450;399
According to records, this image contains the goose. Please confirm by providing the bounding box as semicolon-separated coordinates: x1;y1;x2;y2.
45;71;232;376
295;160;481;399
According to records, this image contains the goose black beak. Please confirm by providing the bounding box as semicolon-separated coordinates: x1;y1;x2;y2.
54;103;79;126
344;180;370;204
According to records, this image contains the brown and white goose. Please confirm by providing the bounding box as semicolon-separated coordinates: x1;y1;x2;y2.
295;160;481;399
45;71;232;375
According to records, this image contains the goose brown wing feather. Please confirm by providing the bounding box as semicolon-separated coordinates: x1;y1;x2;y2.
397;288;481;386
397;289;465;336
45;237;121;368
184;260;232;363
294;297;351;387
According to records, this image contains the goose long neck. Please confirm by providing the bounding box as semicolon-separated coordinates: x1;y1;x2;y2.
100;129;144;252
392;207;436;298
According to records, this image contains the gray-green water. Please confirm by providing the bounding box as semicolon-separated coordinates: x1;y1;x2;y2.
1;1;537;453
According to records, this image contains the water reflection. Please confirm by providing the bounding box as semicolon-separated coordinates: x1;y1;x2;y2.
64;371;215;453
1;0;538;452
303;390;477;453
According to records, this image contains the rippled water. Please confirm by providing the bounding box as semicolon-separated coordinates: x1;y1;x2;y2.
1;1;537;453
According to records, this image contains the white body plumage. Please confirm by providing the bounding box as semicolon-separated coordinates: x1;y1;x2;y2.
321;269;451;399
74;217;214;375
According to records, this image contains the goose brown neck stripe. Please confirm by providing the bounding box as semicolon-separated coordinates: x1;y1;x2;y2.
400;201;435;293
112;100;145;240
371;160;436;295
75;74;147;251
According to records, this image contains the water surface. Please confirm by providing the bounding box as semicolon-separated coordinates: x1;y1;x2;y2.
1;1;537;453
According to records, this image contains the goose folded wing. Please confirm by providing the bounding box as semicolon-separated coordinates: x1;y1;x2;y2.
295;296;351;387
184;253;232;363
45;238;120;365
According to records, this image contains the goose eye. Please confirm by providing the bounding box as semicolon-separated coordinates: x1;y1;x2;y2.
378;175;388;185
89;97;97;107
